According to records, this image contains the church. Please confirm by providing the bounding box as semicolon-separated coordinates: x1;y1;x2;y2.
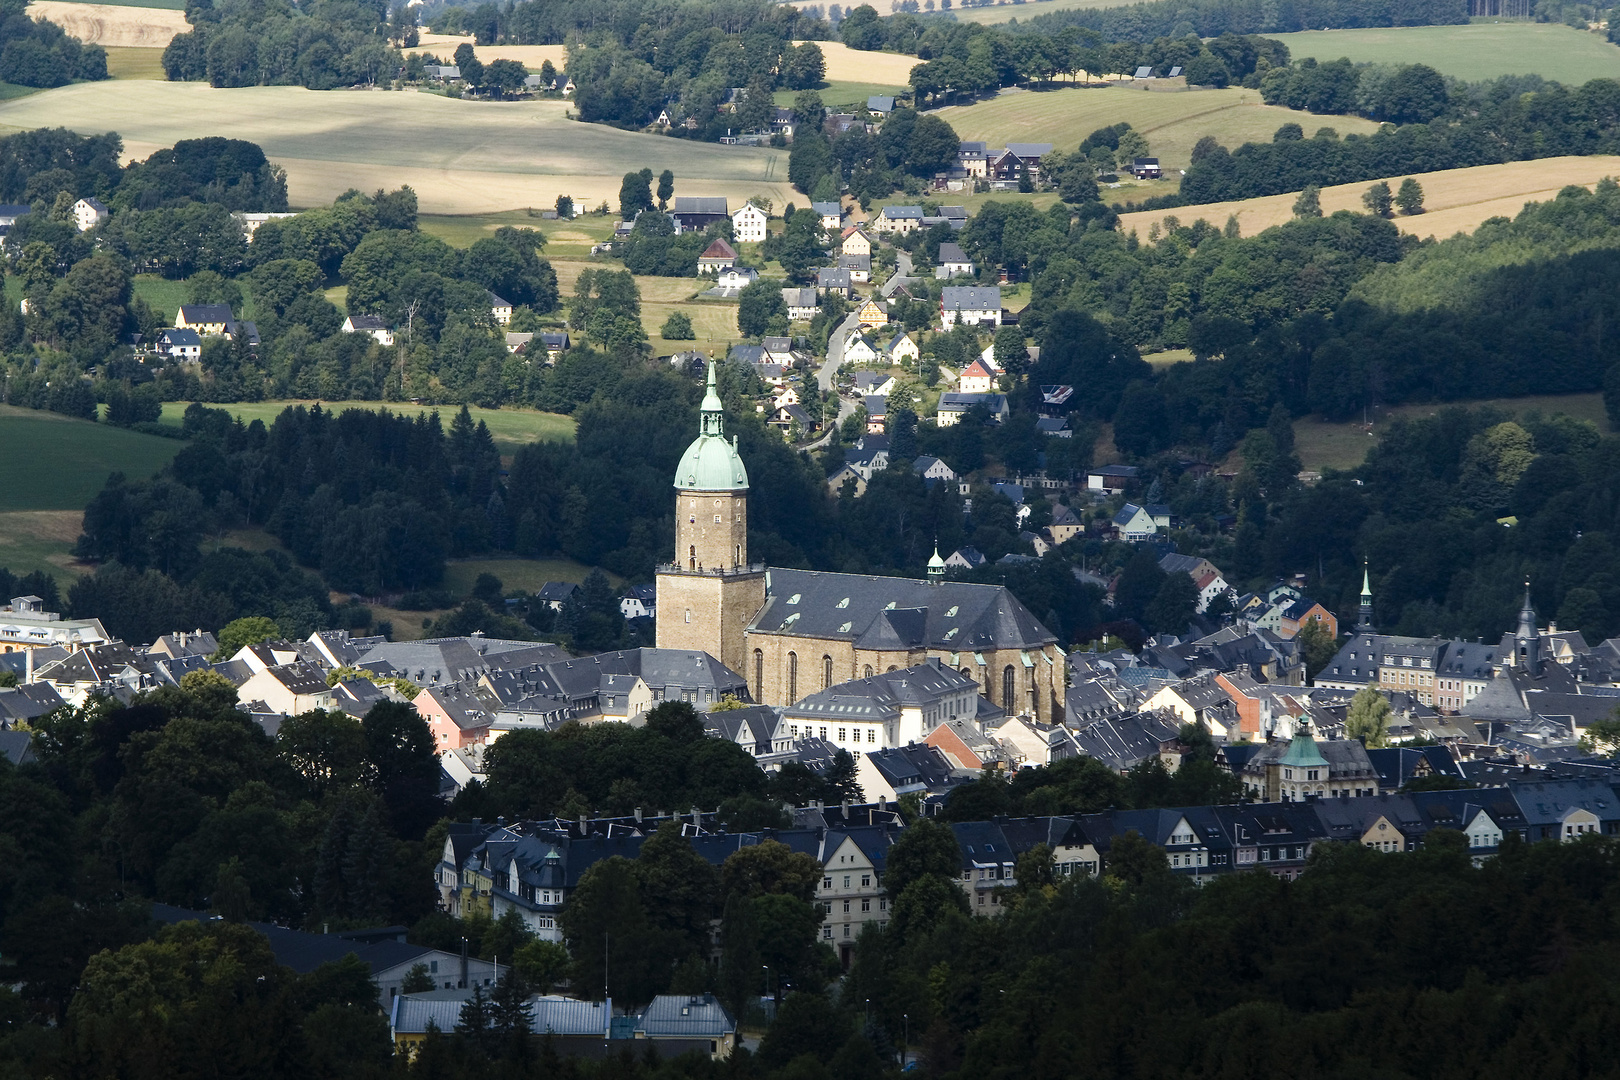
656;364;1067;722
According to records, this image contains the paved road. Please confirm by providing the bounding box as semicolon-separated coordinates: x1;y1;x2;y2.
803;311;863;451
881;249;917;298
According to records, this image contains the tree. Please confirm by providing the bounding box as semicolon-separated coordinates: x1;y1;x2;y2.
210;616;281;660
1395;177;1424;215
1297;620;1339;680
660;311;694;339
483;58;527;99
883;817;960;900
721;840;821;902
555;194;573;218
738;278;789;338
1345;686;1392;747
618;170;653;217
1102;829;1171;886
656;169;674;210
1362;181;1393;218
1145;571;1197;633
788;135;833;196
1293;184;1322;218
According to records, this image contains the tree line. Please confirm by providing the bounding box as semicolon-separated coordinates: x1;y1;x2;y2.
0;0;107;88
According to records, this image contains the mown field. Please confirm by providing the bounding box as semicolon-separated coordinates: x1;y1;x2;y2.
933;85;1383;172
1117;155;1620;242
795;41;922;85
0;81;794;214
26;1;188;45
775;81;910;110
104;44;166;79
1289;393;1610;473
156;401;575;453
948;0;1127;24
1265;23;1620;84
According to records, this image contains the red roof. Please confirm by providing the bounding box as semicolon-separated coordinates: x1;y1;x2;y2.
700;238;737;260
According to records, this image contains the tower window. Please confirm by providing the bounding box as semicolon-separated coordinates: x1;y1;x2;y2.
788;652;798;701
689;545;696;570
1003;665;1016;710
754;649;764;700
823;655;833;690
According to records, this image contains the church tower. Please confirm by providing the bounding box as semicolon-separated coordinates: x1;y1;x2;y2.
655;362;766;681
1357;559;1375;631
1515;579;1541;678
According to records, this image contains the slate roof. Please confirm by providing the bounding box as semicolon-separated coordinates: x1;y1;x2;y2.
937;242;970;264
784;659;979;719
178;303;233;324
782;286;819;308
1004;142;1053;159
817;268;852;289
811;201;842;218
0;729;33;766
159;328;201;346
347;314;388;331
867;95;896;112
882;205;923;220
1069;710;1181;772
750;567;1056;651
358;637;566;686
941;285;1001;310
673;196;728;215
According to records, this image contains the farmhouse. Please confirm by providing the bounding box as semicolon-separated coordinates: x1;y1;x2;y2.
697;238;739;273
1131;158;1163;179
857;298;887;328
175;304;234;335
672;196;730;234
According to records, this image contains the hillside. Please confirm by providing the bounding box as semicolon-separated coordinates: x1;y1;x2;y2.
1263;23;1620;84
1117;156;1620;241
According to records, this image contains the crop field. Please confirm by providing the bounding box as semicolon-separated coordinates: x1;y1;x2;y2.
795;41;923;85
0;81;795;214
1117;155;1620;242
933;85;1383;172
156;401;575;452
412;35;567;69
1264;23;1620;84
103;45;166;79
548;258;741;357
27;1;188;46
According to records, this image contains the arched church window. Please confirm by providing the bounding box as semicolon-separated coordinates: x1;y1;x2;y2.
754;650;764;700
1003;666;1016;710
788;652;798;701
823;655;833;689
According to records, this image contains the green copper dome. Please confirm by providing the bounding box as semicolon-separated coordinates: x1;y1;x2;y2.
674;361;749;492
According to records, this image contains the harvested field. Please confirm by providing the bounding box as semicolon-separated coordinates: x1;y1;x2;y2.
1117;156;1620;242
1265;23;1620;84
412;35;567;68
26;1;187;47
933;85;1382;172
795;41;922;85
0;81;794;214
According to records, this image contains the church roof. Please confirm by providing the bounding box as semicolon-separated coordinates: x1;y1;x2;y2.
750;568;1056;652
675;361;749;492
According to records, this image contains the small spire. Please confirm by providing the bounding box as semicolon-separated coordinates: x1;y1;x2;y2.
1361;558;1371;599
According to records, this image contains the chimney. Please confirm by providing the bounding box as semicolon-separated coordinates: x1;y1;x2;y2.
841;798;850;816
634;807;643;822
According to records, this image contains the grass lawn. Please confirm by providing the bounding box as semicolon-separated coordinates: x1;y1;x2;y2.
323;284;347;309
1265;23;1620;84
104;45;166;79
1117;155;1620;242
157;400;575;452
933;84;1383;172
418;211;619;261
0;511;89;580
0;81;795;214
549;258;742;355
1143;348;1194;369
0;83;39;101
131;274;260;320
442;556;622;595
774;81;908;111
1293;392;1610;473
0;405;184;511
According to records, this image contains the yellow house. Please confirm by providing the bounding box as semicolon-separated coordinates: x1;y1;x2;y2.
857;299;886;328
174;303;233;335
841;227;872;257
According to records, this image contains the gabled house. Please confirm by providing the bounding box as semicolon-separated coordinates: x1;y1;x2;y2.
957;358;998;394
912;455;956;484
1086;465;1139;493
811;201;843;233
936;392;1008;427
1131;158;1163;179
73;197;108;232
873;205;923;235
619;584;657;620
885;332;918;363
837;252;871;283
840;227;872;257
856;298;886;328
863;394;886;433
1111;503;1164;542
1047;503;1083;545
844;331;880;365
342;314;394;345
635;994;738;1059
712;266;758;292
816;268;853;296
783;286;820;321
697;238;738;273
175;304;234;335
866;95;896;116
535;582;580;611
157;327;202;361
238;661;335;718
487;292;513;324
671;196;730;234
945;546;985;571
935;242;974;279
731;202;769;243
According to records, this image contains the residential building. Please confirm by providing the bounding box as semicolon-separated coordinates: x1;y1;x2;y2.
838;253;872;283
957;141;990;177
1086;465;1139;493
783;286;820;321
873;205;923;235
935;241;974;279
1111;502;1169;542
341;314;394;345
912;455;956;485
780;658;987;756
885;332;919;363
671;196;730;234
957;358;998;393
156;327;202;361
238;662;335;718
620;584;657;620
844;331;880;364
936;392;1008;426
811;201;843;233
233;211;296;240
816;267;853;296
0;596;109;655
816;826;896;962
1047;503;1083;544
72;197;108;231
939;286;1002;328
856;298;887;328
863;395;886;433
731;202;768;242
1240;723;1381;801
488;292;513;324
635;994;738;1059
175;304;234;335
1131;158;1163;179
866;94;896;116
841;227;872;257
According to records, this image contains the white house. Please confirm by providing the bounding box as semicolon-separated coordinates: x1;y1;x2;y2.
811;201;843;233
72;198;108;232
714;266;759;291
841;227;872;257
1112;503;1169;542
940;286;1002;328
874;205;923;235
936;392;1008;426
157;328;202;361
731;202;769;243
935;241;974;279
238;662;335;717
844;331;880;364
233;211;296;241
619;584;657;620
913;455;956;483
761;336;795;365
783;287;820;321
488;292;513;324
342;314;395;346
